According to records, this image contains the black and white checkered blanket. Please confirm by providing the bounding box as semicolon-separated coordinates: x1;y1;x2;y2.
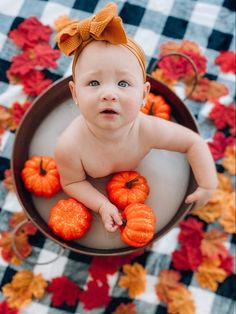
0;1;235;313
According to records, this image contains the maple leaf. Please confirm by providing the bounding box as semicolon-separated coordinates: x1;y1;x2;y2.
185;77;210;102
79;278;111;310
28;44;60;69
155;269;181;303
112;302;138;314
3;169;15;192
89;250;144;280
2;269;47;309
172;244;202;271
47;276;80;307
9;211;37;236
10;100;32;129
178;217;204;247
207;80;228;101
8;52;36;77
219;192;236;234
118;263;146;298
22;70;52;96
215;51;236;74
0;105;12;131
0;231;32;265
151;68;176;87
209;102;236;130
219;254;234;275
0;300;18;314
217;172;233;192
191;202;222;223
222;145;236;175
167;285;195;314
207;131;235;160
201;229;228;259
9;16;52;49
196;258;228;291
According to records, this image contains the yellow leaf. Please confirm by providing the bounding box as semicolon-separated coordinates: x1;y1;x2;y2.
219;192;236;234
201;229;227;259
118;263;146;298
2;269;47;309
167;285;195;314
155;269;181;303
196;258;227;291
191;202;221;223
222;146;236;175
217;173;233;192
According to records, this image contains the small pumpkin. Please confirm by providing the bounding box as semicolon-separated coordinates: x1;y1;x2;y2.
106;171;150;210
120;203;156;247
48;198;92;240
21;156;61;197
141;92;171;120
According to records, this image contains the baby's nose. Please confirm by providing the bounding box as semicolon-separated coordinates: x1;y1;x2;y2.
101;91;117;102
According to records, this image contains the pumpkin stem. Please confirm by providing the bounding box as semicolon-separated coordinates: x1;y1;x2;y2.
125;178;139;189
149;101;155;115
39;159;47;176
122;218;127;226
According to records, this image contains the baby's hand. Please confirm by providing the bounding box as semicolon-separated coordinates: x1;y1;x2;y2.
98;203;123;232
185;186;215;210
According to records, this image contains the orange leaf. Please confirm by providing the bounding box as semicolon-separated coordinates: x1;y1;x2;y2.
196;258;228;291
0;231;32;265
201;229;228;259
2;269;47;309
191;202;221;223
151;68;176;87
167;285;195;314
155;269;181;303
217;172;233;193
222;145;236;175
118;263;146;298
9;212;37;235
219;192;236;234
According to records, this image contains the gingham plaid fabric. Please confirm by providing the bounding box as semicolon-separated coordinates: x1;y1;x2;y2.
0;0;235;313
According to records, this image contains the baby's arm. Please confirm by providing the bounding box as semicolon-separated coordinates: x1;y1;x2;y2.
143;116;218;210
55;141;122;232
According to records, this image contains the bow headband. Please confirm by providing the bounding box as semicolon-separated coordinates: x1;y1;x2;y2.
55;2;146;81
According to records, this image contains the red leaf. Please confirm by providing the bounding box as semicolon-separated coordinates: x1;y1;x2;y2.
209;101;236;130
47;276;80;307
220;254;234;275
89;250;144;279
178;218;204;247
215;51;236;74
30;44;61;68
0;300;18;314
172;244;203;271
11;101;32;126
79;278;111;310
9;16;52;49
208;132;235;160
8;52;36;77
22;70;52;96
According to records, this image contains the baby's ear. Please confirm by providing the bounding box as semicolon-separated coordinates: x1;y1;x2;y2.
142;81;150;105
69;81;78;106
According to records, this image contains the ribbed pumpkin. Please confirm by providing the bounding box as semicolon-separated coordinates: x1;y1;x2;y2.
141;92;171;120
106;171;150;210
21;156;61;197
48;198;92;240
120;203;156;247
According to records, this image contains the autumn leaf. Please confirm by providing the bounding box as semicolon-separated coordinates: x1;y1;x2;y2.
219;254;234;275
151;68;176;87
9;211;37;235
3;169;15;192
0;231;32;265
22;70;52;96
79;278;111;310
178;217;204;247
219;192;236;234
118;263;146;298
155;269;181;303
172;244;202;271
2;269;47;309
207;131;235;160
217;172;233;192
185;77;210;102
0;105;12;132
207;80;229;101
167;285;195;314
10;100;32;128
47;276;80;306
209;101;235;130
191;202;222;223
0;300;18;314
28;44;60;69
215;51;236;74
112;302;138;314
9;16;52;49
201;229;228;259
222;145;236;175
196;258;228;291
8;52;36;77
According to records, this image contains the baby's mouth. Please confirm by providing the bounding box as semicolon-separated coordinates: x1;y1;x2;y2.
100;109;118;114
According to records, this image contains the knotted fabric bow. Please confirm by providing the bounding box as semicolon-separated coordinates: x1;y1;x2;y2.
55;2;146;81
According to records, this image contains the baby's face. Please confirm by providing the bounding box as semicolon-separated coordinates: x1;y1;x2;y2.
69;41;150;131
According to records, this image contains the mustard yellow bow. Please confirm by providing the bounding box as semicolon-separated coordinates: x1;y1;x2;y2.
55;2;127;56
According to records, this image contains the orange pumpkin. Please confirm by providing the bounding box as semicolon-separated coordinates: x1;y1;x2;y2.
21;156;61;197
106;171;150;210
141;92;171;120
48;198;92;240
120;203;156;247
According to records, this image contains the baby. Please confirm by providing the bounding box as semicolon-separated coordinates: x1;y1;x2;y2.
55;3;217;232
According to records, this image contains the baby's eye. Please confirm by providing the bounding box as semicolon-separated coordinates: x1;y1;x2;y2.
118;80;129;88
89;80;100;86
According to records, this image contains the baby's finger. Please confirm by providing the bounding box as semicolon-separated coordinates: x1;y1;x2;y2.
105;222;118;232
112;211;122;225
